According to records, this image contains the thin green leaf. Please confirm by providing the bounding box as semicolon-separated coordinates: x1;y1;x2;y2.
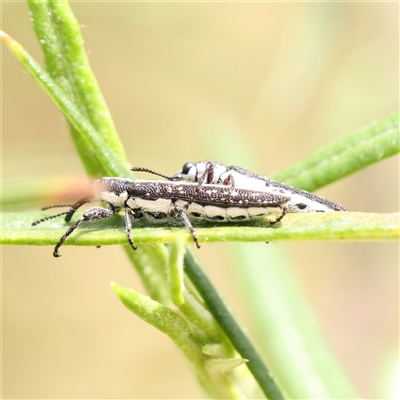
184;250;285;400
232;244;360;399
178;289;224;344
273;111;400;191
1;30;127;177
27;0;127;175
111;282;260;399
2;212;398;247
28;1;124;148
111;283;201;356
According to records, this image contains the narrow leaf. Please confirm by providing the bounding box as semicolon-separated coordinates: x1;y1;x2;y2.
111;283;202;360
232;244;360;399
184;250;285;400
273;112;400;191
27;0;127;175
2;212;398;247
1;30;127;177
28;0;125;153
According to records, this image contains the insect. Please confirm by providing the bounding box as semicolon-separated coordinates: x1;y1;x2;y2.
32;174;290;257
171;161;347;213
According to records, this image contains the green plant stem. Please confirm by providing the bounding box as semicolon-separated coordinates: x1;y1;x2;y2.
169;233;186;305
184;249;285;400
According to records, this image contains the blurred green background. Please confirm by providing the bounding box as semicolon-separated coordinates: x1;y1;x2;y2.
3;2;399;398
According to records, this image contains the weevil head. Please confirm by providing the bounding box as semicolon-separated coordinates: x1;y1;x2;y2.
172;161;228;184
172;161;198;182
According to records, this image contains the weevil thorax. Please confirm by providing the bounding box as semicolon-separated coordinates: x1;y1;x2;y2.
93;177;132;207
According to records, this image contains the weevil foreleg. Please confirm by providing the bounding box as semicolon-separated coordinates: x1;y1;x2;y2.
53;206;115;257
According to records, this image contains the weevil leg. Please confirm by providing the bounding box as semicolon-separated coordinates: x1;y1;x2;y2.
197;161;215;186
169;204;200;249
124;208;137;250
201;162;237;200
186;162;217;206
270;205;287;225
221;174;236;201
53;206;115;258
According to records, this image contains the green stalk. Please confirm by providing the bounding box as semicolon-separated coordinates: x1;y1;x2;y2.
184;250;285;400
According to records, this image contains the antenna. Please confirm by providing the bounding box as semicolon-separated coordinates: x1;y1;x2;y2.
131;167;173;180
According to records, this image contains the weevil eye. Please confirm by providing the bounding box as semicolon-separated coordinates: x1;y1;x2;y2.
181;162;195;174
